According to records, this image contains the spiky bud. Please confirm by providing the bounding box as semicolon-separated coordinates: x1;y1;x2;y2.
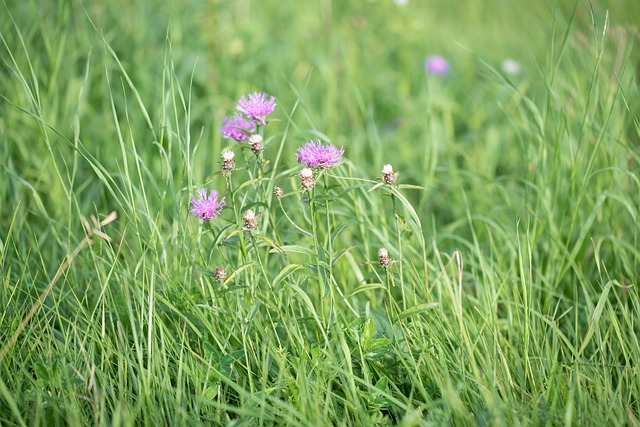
242;209;259;231
378;247;391;268
381;164;398;185
214;267;227;281
248;134;264;154
221;149;236;176
300;167;315;189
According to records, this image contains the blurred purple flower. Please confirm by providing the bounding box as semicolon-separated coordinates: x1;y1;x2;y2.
425;55;450;75
221;113;256;141
189;189;225;220
296;140;344;169
236;92;276;125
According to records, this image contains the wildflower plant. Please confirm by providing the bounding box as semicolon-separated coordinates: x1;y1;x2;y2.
189;87;430;418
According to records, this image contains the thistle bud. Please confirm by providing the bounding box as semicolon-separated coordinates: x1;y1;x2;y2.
221;149;236;176
378;247;391;268
213;267;227;281
300;167;315;189
381;164;398;185
242;209;259;231
248;134;264;154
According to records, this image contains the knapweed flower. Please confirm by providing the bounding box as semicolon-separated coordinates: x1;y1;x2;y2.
381;164;398;185
273;187;284;198
296;140;344;169
248;133;264;154
300;167;315;189
213;267;227;281
378;247;391;268
221;149;235;176
221;113;256;141
425;55;450;75
236;92;276;125
242;209;260;231
189;189;225;220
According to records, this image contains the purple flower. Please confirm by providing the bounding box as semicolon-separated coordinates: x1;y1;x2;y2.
236;92;276;125
296;140;344;169
189;189;225;220
221;113;256;141
424;55;450;75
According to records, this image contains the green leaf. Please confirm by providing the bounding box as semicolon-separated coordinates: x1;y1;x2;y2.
345;282;385;299
272;263;307;288
397;184;427;191
273;245;315;256
398;302;439;320
255;234;286;256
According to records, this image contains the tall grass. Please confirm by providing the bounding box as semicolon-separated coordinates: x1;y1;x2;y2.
1;0;639;425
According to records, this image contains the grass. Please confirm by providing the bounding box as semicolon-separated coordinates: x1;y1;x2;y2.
1;0;639;425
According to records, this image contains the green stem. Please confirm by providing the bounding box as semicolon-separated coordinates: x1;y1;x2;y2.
391;193;407;310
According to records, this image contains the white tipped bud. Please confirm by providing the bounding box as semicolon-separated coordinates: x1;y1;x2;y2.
378;247;391;268
248;134;263;144
381;163;398;184
300;167;315;189
248;134;264;154
242;209;259;231
222;149;235;161
213;267;227;281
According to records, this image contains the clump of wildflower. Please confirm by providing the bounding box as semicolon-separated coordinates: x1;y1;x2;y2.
381;164;398;185
273;187;284;198
213;267;227;281
221;149;235;176
300;167;315;189
378;247;391;268
242;209;260;231
425;55;450;75
248;133;264;154
221;113;256;141
296;140;344;169
189;189;225;220
236;92;276;125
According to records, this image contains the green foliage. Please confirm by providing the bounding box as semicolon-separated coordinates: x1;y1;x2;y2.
1;0;639;425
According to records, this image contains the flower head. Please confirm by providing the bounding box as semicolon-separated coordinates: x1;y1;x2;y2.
221;149;236;176
236;92;276;125
273;187;284;198
296;140;344;169
424;55;450;75
300;167;315;189
378;247;391;268
189;189;226;220
214;267;227;281
381;164;398;184
242;209;260;231
248;133;264;154
221;113;256;141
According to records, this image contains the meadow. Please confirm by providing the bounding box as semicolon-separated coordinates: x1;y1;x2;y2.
1;0;640;425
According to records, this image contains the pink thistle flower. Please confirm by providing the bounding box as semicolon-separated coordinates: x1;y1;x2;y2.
236;92;276;125
296;140;344;169
221;113;256;141
424;55;450;75
189;189;225;220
